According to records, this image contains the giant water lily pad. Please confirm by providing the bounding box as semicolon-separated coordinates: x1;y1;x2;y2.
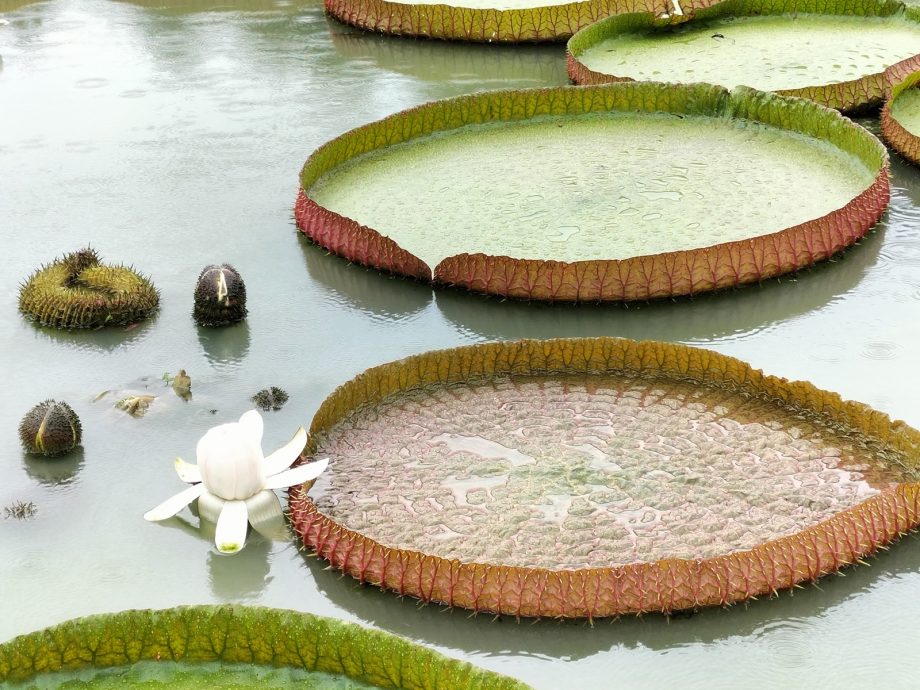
0;606;530;689
881;68;920;165
323;0;718;43
297;83;888;302
290;339;920;618
567;0;920;112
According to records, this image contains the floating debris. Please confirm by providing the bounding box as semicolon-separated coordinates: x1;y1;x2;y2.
251;387;288;412
4;501;37;520
170;369;192;401
115;395;156;417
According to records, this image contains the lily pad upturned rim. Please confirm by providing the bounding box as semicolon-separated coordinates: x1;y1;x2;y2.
566;0;920;113
322;0;719;43
290;338;920;619
296;82;889;303
880;58;920;165
0;605;531;689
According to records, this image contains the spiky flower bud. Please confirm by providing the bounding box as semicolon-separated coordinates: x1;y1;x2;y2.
193;264;247;327
18;400;82;457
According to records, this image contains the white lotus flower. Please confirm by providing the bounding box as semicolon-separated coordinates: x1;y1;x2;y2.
144;410;327;554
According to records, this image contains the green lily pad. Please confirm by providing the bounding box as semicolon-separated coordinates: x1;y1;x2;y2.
290;339;920;618
297;82;888;302
889;86;920;133
323;0;720;42
11;662;378;688
881;67;920;166
0;606;530;689
567;0;920;112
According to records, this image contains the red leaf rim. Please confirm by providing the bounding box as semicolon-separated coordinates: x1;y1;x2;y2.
296;82;889;302
566;0;920;113
323;0;721;43
881;55;920;166
289;338;920;619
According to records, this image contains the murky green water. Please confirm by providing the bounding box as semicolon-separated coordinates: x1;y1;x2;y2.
310;112;872;264
577;15;920;92
2;2;920;689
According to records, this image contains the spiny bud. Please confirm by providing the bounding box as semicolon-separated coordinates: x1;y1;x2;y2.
19;400;82;457
193;264;247;327
18;248;159;329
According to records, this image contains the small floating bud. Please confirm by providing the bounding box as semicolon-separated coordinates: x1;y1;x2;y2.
19;400;82;457
251;387;289;412
193;264;247;327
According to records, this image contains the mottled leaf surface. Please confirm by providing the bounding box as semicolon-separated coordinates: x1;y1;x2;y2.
291;339;920;618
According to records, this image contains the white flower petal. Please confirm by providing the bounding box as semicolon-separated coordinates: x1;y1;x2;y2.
238;410;264;448
262;458;329;490
174;456;202;484
144;484;205;522
263;427;307;477
245;490;287;540
198;491;225;523
197;422;266;500
215;499;249;554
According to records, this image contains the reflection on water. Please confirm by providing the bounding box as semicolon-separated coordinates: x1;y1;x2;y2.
21;447;85;486
197;321;251;368
300;238;433;322
23;317;157;354
208;535;273;599
160;512;277;599
435;225;884;343
328;24;568;86
305;531;920;656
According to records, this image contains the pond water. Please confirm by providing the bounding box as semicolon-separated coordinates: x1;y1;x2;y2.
1;1;920;689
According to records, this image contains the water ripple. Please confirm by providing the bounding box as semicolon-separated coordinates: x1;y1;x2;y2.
861;341;900;360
